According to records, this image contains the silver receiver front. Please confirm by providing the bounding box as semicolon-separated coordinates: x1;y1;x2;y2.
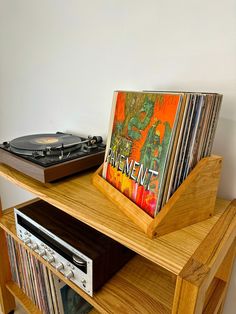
14;208;93;296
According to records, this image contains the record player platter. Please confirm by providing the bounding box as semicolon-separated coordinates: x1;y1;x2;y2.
9;133;83;154
0;132;105;183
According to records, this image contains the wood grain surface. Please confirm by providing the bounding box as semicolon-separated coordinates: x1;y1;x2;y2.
0;164;231;275
172;200;236;314
148;156;222;237
0;164;229;274
93;157;222;238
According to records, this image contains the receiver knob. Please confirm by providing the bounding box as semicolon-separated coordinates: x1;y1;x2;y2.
47;256;55;263
39;249;46;257
24;238;31;245
56;263;64;271
72;254;86;266
31;243;38;250
65;270;74;279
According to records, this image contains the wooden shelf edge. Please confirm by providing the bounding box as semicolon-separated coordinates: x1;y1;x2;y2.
172;200;236;313
179;199;236;285
6;281;42;314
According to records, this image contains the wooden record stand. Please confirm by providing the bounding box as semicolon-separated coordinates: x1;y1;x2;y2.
92;155;223;238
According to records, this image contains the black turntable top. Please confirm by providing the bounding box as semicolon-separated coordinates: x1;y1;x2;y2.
1;132;105;167
0;132;105;182
10;133;82;154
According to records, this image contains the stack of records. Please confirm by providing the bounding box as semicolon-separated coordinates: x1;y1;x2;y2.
102;91;222;217
6;234;93;314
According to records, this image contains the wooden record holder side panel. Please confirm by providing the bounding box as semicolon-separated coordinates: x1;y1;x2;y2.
0;148;105;183
92;156;222;239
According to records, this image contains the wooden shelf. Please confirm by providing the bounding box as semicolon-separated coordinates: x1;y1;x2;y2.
0;208;176;313
6;281;41;314
0;164;231;275
0;164;236;314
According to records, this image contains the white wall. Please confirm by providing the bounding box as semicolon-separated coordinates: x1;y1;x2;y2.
0;1;235;312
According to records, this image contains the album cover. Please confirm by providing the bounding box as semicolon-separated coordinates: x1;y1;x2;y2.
54;277;93;314
160;93;189;208
166;92;222;202
102;91;183;217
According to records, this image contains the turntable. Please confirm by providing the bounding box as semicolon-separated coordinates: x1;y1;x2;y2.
0;132;105;183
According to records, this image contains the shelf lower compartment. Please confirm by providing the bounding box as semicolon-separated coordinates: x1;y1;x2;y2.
6;281;100;314
1;208;176;314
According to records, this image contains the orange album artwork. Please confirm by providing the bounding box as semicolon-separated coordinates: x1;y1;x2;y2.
102;91;183;217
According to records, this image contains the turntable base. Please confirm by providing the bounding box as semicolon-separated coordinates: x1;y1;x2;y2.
0;147;104;183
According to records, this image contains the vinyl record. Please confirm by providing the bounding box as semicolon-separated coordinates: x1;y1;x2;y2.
9;133;82;154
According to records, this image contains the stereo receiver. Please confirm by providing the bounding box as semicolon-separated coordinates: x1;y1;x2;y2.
14;199;134;296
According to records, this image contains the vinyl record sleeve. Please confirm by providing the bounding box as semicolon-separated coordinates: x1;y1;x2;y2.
102;91;183;217
54;276;93;314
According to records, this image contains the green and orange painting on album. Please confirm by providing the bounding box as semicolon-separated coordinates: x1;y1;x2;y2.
103;91;181;217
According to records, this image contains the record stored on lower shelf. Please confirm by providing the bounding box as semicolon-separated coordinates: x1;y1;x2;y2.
0;132;106;183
